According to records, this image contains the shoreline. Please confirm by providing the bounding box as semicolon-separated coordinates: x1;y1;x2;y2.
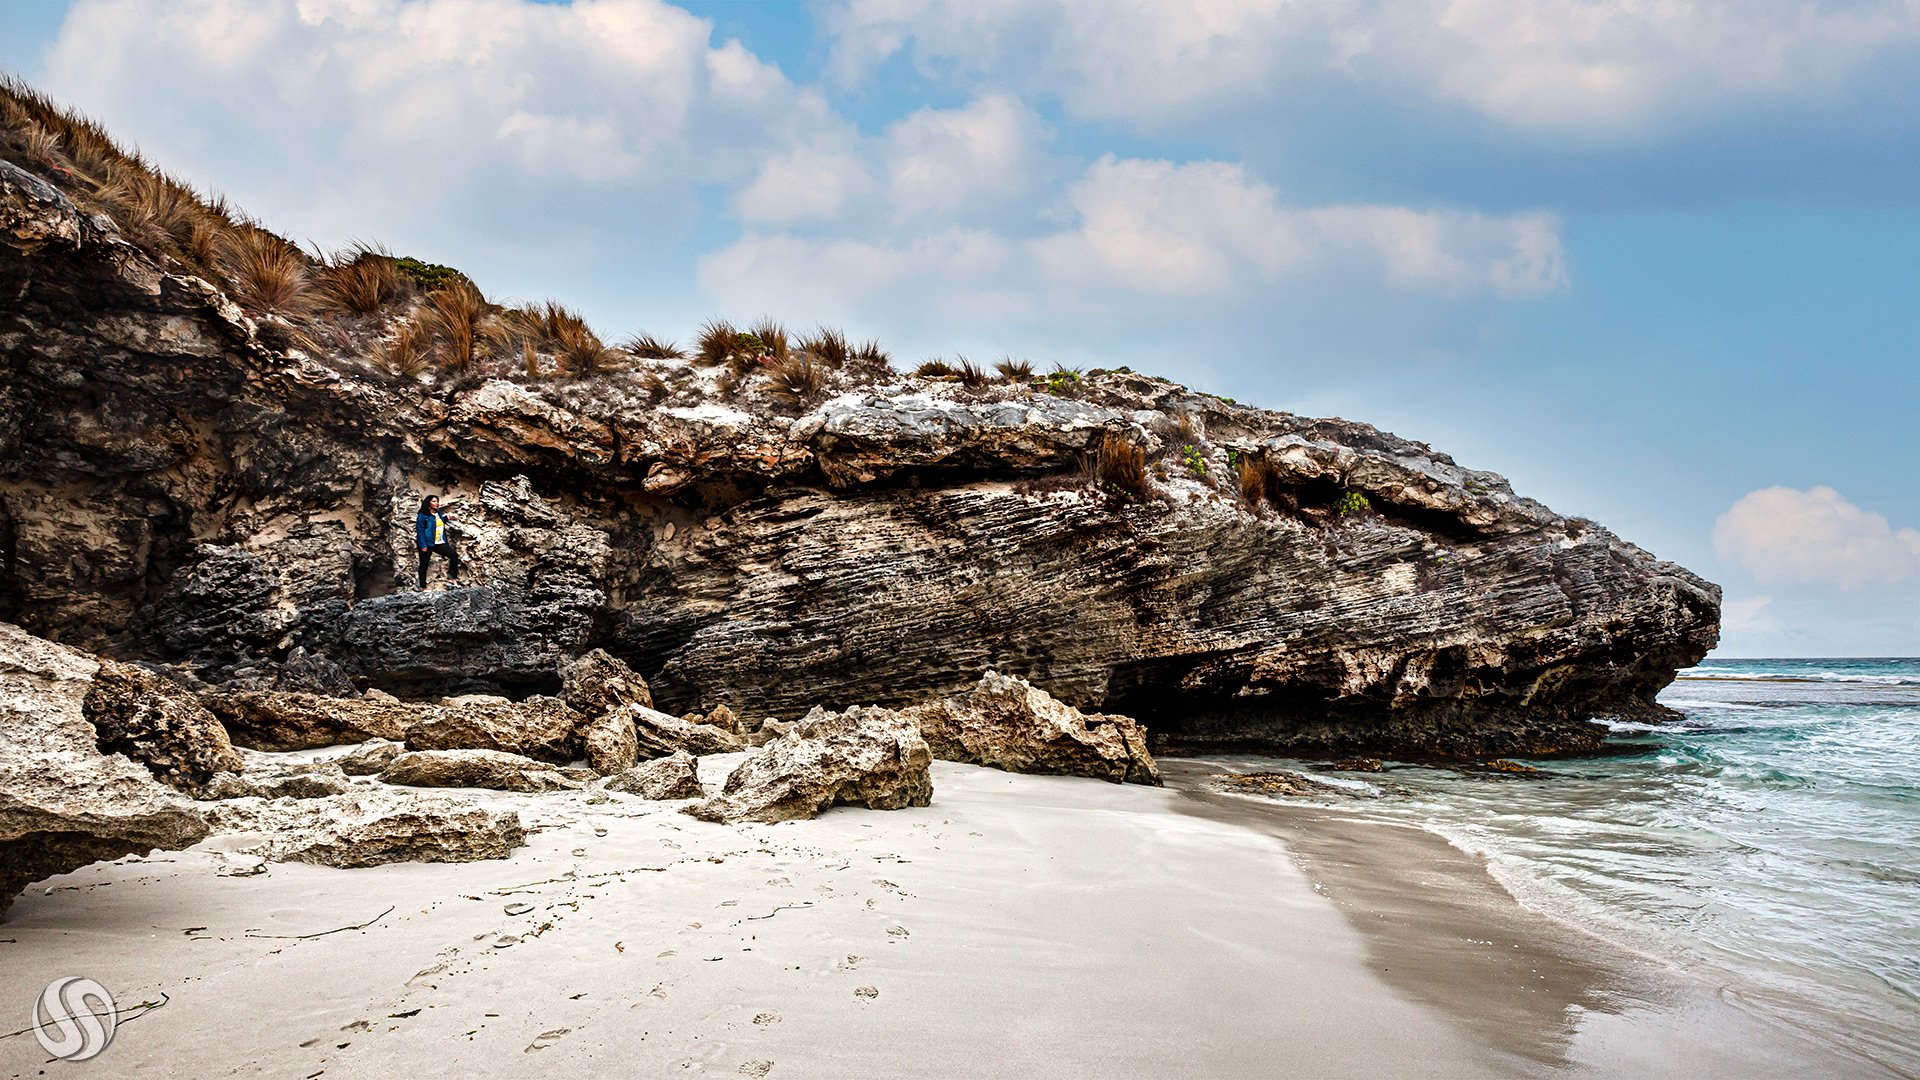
1160;760;1910;1079
0;756;1899;1078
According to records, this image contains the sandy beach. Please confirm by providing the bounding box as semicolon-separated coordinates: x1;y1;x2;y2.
0;756;1891;1079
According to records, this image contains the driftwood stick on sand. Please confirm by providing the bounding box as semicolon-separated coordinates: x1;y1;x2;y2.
245;905;395;940
0;993;171;1042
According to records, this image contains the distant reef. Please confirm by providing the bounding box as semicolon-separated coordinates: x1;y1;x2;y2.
0;88;1718;759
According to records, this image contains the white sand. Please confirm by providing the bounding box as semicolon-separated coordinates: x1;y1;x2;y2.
0;760;1514;1079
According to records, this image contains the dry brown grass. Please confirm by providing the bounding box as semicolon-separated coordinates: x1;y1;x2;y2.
914;359;960;378
381;320;431;377
1236;453;1290;509
218;226;314;317
995;357;1035;381
505;301;616;376
696;319;739;367
798;326;850;368
746;318;789;365
955;357;990;388
1171;410;1201;444
1095;431;1149;501
622;333;685;360
317;243;406;314
767;351;827;405
420;280;491;372
852;339;890;369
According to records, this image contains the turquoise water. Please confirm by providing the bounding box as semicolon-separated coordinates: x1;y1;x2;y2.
1251;658;1920;1074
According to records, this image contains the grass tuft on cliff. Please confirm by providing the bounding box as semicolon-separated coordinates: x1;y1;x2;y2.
317;243;407;314
219;227;315;318
1094;432;1150;501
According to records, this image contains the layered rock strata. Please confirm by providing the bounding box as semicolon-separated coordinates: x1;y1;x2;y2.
0;148;1721;758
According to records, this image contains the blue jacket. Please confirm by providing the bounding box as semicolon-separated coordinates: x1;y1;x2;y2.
416;512;448;550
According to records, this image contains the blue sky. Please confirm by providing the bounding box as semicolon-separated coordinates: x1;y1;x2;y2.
4;0;1916;656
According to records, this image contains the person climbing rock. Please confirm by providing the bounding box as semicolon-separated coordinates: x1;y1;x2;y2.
415;495;462;589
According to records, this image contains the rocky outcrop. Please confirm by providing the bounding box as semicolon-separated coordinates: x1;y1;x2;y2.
629;705;746;759
0;622;209;914
379;748;582;793
203;790;525;867
0;125;1721;759
686;706;932;824
403;695;583;763
203;690;411;751
82;657;243;793
903;671;1160;785
604;750;704;800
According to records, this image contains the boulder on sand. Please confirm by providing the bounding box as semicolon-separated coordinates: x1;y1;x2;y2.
581;708;638;775
902;671;1161;786
604;750;704;800
686;705;932;824
630;705;745;759
202;756;356;800
83;658;243;793
560;648;654;716
203;789;524;867
0;622;209;915
404;694;584;763
379;748;583;793
334;738;405;775
203;689;411;751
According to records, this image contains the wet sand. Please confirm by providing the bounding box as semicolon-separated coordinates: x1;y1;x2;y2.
1163;760;1906;1078
0;756;1891;1078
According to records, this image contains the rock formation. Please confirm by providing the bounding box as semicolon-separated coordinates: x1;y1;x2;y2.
82;657;243;793
204;690;410;751
0;622;210;914
203;790;525;867
581;708;639;775
202;757;356;800
604;750;705;800
561;648;655;716
903;671;1160;785
0;113;1722;760
687;706;932;824
379;748;583;793
333;738;405;775
403;695;583;763
630;705;747;759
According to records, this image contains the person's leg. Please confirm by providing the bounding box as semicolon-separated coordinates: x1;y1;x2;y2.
418;549;431;589
444;542;462;581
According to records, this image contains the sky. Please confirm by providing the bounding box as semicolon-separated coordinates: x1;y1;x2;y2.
2;0;1916;657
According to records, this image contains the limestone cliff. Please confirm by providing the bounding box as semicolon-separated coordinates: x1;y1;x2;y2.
0;156;1719;759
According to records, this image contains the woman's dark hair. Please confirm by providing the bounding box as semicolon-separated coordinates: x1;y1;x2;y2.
418;496;437;515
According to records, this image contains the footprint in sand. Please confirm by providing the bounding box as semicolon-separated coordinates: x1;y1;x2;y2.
525;1028;571;1053
752;1012;780;1026
843;954;864;969
854;986;879;1001
886;925;910;939
740;1061;774;1077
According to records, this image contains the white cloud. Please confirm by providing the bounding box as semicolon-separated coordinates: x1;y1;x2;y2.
825;0;1920;139
1714;486;1920;589
733;144;875;224
41;0;835;266
701;153;1565;326
884;93;1052;220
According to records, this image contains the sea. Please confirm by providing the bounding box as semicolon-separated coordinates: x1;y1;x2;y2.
1243;657;1920;1074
